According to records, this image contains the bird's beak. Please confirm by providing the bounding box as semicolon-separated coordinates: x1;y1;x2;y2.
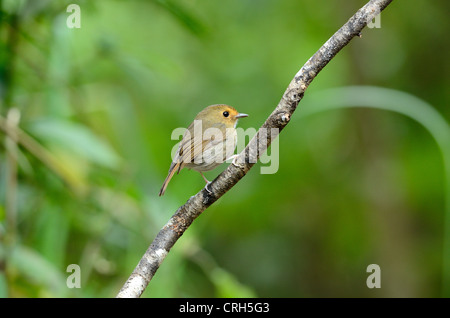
235;113;249;119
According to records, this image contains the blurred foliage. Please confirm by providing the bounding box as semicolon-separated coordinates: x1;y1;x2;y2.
0;0;449;297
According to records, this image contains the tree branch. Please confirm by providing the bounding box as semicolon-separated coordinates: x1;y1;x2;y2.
116;0;394;298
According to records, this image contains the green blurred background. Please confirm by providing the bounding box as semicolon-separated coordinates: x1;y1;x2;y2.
0;0;449;297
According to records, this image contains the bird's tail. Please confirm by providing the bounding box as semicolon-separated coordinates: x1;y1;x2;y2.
159;162;181;196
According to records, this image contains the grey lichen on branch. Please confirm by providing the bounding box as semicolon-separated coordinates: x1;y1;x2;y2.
116;0;394;298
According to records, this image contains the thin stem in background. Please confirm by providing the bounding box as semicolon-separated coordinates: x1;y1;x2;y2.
300;86;450;297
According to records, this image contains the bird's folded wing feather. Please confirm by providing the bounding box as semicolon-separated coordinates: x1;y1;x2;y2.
177;129;222;165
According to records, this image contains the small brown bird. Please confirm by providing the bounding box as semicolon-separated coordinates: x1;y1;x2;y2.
159;104;248;196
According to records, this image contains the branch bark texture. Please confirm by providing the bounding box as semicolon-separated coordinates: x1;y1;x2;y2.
117;0;394;298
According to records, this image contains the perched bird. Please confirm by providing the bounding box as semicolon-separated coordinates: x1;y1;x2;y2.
159;104;248;196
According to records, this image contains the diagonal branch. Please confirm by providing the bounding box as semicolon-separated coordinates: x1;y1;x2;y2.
117;0;394;298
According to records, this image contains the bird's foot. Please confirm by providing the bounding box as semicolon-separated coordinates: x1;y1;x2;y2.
199;172;213;194
205;181;213;194
229;154;243;168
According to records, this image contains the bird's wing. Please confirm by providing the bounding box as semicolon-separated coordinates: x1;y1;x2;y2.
177;127;222;165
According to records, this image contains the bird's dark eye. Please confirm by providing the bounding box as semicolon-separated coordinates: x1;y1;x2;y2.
223;111;229;118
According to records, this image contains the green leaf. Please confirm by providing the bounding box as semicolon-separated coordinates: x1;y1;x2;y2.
33;202;70;269
153;0;207;36
0;273;7;298
26;118;122;170
10;245;69;297
211;268;256;298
